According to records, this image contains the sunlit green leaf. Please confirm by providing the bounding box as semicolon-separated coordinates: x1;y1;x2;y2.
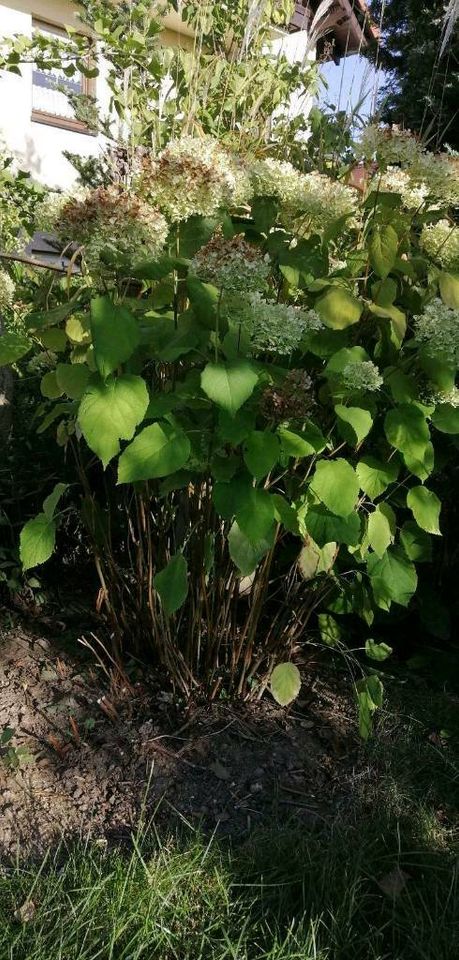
201;360;258;415
91;296;140;379
270;662;301;706
407;486;441;535
78;375;148;468
20;514;56;571
310;459;360;517
118;420;190;483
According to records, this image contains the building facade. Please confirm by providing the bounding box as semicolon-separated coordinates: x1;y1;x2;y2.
0;1;196;188
0;1;375;189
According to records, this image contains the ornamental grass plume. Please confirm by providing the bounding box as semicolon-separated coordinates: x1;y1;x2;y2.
50;186;168;270
139;136;252;222
420;220;459;271
190;231;270;294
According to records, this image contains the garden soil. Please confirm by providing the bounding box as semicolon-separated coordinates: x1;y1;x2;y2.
1;617;364;861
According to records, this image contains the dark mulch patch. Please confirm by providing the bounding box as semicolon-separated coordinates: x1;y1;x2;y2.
0;616;364;861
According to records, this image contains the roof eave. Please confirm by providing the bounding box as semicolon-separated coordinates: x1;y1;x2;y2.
289;1;379;57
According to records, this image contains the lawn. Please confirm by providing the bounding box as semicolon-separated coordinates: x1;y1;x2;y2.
1;677;457;960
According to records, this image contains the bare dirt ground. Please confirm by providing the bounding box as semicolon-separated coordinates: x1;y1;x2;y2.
0;617;366;861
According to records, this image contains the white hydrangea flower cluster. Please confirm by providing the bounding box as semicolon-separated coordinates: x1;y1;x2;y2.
356;124;422;167
376;161;459;210
342;360;383;393
139;137;252;222
410;153;459;207
293;172;358;233
191;231;270;294
358;126;459;208
246;293;323;356
249;158;302;204
431;386;459;408
0;267;15;312
49;187;168;271
420;220;459;271
414;299;459;366
231;156;254;209
36;190;75;234
379;167;430;209
249;161;358;234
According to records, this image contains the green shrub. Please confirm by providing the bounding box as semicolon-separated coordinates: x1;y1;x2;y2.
3;127;456;712
1;5;459;721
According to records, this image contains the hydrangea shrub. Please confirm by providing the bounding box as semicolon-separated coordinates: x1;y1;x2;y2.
4;129;458;726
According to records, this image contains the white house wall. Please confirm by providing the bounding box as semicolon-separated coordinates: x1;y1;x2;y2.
269;28;315;130
0;1;111;189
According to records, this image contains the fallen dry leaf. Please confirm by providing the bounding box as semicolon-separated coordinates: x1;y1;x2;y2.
377;866;410;898
14;900;36;924
46;734;71;759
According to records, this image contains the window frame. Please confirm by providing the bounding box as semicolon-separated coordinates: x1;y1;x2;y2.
31;17;97;136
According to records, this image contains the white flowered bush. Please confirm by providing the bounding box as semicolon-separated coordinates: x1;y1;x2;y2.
414;299;459;364
420;220;459;270
0;267;15;312
3;118;457;730
3;0;459;737
139;136;252;221
342;361;383;394
191;231;270;294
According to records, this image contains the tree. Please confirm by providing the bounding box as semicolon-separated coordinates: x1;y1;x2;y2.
368;1;459;151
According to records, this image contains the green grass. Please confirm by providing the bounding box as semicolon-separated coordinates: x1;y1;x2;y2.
1;817;457;960
1;679;458;960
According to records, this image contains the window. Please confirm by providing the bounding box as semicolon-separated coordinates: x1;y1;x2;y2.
32;19;95;133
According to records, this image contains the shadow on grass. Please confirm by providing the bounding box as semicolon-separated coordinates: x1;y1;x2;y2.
1;678;458;960
1;624;459;960
0;812;457;960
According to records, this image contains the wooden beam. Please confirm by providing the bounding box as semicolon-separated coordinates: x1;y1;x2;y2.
0;250;77;274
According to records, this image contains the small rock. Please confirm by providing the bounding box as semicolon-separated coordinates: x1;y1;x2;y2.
250;781;263;794
138;721;153;738
210;760;231;781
